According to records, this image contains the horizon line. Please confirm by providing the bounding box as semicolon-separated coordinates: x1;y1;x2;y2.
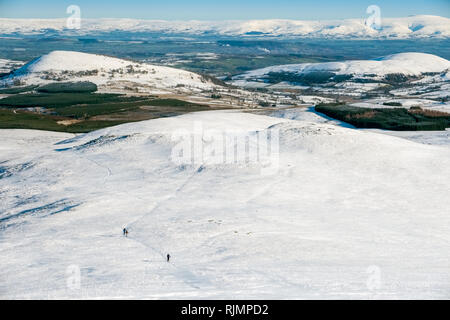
0;14;448;21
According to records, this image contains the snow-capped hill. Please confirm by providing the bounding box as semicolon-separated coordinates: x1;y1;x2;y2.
235;52;450;80
376;52;449;68
22;51;136;73
3;51;219;92
232;52;450;97
0;15;448;38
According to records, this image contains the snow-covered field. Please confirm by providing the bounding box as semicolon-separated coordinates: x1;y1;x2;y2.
0;58;23;74
0;15;448;38
270;107;450;147
350;99;450;113
364;129;450;148
1;110;449;299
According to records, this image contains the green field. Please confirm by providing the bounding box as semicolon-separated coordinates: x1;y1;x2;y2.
0;85;215;132
0;109;129;133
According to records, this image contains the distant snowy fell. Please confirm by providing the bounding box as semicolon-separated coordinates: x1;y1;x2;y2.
235;52;450;80
0;15;449;38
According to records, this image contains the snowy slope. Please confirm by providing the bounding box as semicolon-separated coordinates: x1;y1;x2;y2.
235;52;450;80
0;15;449;38
1;51;218;92
1;110;449;299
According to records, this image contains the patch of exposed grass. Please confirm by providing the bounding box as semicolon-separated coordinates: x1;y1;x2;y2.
56;101;148;118
145;98;205;107
0;109;130;133
0;91;214;133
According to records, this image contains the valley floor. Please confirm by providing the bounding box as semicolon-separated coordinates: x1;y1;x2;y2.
0;110;449;299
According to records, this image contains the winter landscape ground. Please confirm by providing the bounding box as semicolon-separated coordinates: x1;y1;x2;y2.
0;10;450;300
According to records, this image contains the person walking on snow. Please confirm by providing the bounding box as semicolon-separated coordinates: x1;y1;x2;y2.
167;254;170;262
123;228;128;237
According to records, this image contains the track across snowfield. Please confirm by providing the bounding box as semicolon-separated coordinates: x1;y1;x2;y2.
1;110;449;299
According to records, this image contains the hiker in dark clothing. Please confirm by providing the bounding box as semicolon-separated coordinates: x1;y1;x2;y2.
123;228;128;237
167;254;170;262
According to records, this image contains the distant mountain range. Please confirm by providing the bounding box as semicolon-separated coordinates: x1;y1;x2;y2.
0;15;449;39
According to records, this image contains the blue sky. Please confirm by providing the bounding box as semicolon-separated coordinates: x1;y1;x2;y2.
0;0;449;20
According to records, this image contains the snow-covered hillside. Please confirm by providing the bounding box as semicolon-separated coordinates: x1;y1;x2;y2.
1;51;218;93
232;52;450;98
1;111;449;299
235;53;450;80
0;15;449;39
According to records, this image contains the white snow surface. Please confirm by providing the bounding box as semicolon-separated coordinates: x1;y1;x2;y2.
1;110;450;299
351;98;450;113
2;51;217;91
0;15;449;38
0;59;12;73
235;52;450;80
363;129;450;148
0;58;23;74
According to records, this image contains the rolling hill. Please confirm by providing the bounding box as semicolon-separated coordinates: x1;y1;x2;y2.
1;110;449;298
232;52;450;98
234;52;450;81
1;51;220;93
